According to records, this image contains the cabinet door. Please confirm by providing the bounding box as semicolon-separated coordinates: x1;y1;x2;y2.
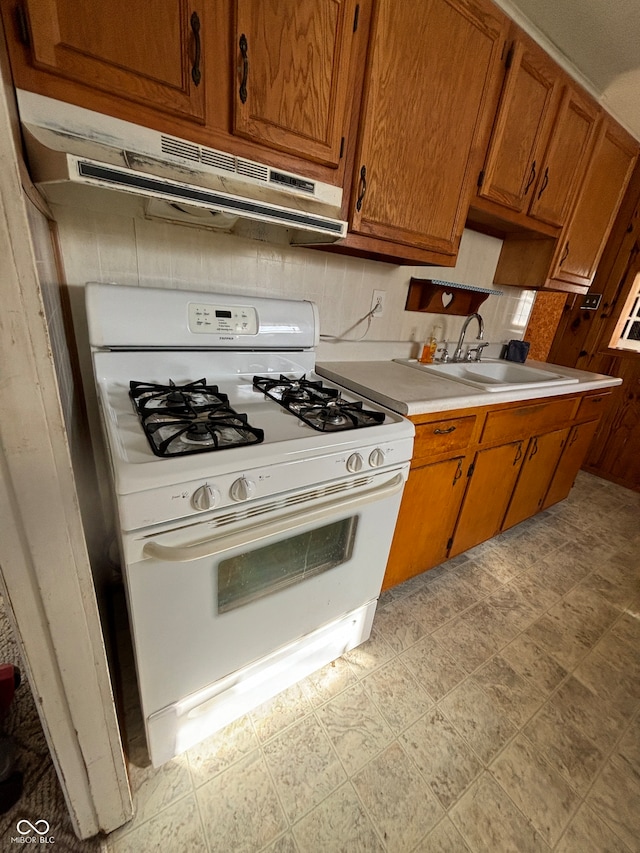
528;85;599;228
232;0;355;167
551;117;638;290
478;36;558;213
383;456;467;590
22;0;205;121
542;420;600;509
351;0;507;253
502;427;568;530
449;440;525;557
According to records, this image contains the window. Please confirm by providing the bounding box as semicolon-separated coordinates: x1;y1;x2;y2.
610;271;640;352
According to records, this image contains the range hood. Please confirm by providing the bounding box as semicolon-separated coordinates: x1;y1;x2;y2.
16;90;348;244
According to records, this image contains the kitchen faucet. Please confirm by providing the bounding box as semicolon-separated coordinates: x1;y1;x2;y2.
453;312;485;362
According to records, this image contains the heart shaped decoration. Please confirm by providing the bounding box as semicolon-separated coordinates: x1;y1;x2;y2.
441;292;454;308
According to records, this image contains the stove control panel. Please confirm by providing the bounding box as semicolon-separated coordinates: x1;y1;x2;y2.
188;303;258;335
118;435;415;533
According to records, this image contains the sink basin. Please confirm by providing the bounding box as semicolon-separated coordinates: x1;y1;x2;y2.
394;359;580;393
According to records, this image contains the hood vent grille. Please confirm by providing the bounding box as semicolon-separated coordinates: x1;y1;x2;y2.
160;136;200;162
237;159;270;182
199;148;236;173
161;135;278;188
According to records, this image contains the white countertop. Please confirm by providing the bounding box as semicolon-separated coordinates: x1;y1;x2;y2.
316;359;622;416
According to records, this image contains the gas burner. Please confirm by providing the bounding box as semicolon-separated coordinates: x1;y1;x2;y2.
129;380;264;457
315;401;349;426
297;398;386;432
253;374;385;432
183;422;216;443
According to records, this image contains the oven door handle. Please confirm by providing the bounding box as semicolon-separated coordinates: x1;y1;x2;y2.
142;472;406;563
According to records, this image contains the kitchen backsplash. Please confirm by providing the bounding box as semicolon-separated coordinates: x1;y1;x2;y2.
52;192;536;351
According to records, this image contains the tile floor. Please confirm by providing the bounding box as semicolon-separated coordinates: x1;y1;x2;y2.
106;472;640;853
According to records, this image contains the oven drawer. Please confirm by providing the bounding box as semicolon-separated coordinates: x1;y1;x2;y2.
412;414;476;461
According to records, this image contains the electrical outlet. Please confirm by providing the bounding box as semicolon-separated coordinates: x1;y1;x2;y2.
371;290;386;318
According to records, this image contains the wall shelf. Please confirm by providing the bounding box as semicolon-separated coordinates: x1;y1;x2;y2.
405;278;503;316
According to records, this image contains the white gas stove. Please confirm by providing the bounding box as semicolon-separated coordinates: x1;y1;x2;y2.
86;283;413;765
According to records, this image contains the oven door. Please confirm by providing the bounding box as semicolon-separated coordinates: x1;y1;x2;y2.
123;465;408;765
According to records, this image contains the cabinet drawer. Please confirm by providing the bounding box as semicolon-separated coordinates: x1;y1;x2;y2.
413;415;476;460
481;397;576;444
575;391;612;422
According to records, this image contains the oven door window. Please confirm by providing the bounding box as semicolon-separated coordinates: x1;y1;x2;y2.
217;516;358;613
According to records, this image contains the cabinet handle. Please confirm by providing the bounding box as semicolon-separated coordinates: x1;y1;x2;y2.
453;459;463;485
524;160;536;195
569;429;579;446
355;165;367;212
434;426;456;434
537;167;549;199
529;436;539;459
239;33;249;104
190;12;202;86
560;241;570;265
513;441;523;465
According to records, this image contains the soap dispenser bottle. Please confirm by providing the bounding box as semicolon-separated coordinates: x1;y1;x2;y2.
419;335;437;364
418;324;442;364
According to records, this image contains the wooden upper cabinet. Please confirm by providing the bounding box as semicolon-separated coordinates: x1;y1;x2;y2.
477;28;601;231
349;0;508;255
232;0;356;167
19;0;206;121
527;84;599;227
550;116;638;291
478;33;559;214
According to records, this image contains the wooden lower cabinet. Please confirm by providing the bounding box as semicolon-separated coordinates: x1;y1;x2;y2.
449;439;525;556
543;419;600;508
382;390;611;590
383;455;467;591
502;426;569;529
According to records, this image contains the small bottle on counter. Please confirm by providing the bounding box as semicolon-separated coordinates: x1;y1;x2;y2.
418;324;443;363
418;334;437;364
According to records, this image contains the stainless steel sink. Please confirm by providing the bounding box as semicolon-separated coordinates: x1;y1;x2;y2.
394;359;580;393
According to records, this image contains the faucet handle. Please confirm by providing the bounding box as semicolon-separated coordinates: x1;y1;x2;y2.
466;342;490;362
436;343;450;363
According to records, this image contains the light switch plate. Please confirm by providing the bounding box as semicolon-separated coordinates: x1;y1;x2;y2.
581;293;602;310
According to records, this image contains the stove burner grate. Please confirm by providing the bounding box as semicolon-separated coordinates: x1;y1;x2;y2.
129;379;264;457
130;379;230;417
253;374;385;432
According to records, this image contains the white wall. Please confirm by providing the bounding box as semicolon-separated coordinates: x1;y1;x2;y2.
51;191;536;364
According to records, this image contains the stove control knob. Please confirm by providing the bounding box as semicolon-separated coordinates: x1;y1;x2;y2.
230;476;257;502
192;484;220;512
346;453;364;473
368;448;386;468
